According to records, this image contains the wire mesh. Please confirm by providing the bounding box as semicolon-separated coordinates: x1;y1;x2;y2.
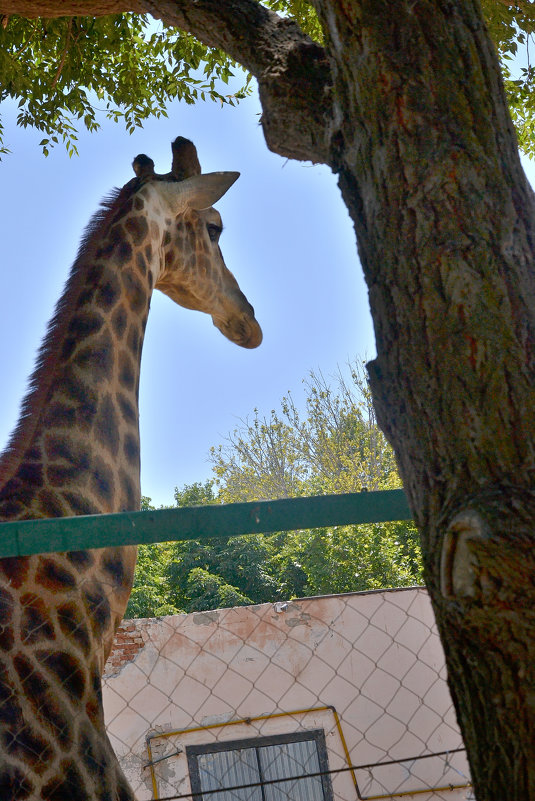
101;587;471;801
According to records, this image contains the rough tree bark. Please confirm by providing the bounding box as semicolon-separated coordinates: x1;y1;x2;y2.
314;2;535;798
2;0;535;797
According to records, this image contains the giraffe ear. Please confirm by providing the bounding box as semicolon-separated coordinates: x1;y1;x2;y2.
158;172;240;212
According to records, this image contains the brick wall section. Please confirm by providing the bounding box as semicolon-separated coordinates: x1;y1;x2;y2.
104;619;146;676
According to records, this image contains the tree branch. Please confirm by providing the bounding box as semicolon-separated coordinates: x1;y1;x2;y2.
0;0;333;163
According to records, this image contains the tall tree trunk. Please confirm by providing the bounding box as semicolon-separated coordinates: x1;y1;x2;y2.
312;0;535;796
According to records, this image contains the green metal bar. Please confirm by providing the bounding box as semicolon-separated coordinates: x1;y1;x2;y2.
0;489;412;558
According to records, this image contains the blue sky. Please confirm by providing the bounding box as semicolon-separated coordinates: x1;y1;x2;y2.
2;77;535;508
0;82;374;507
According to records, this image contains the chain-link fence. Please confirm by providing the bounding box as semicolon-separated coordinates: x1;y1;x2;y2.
102;587;471;801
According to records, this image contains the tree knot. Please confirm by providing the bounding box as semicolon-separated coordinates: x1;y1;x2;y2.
440;509;490;600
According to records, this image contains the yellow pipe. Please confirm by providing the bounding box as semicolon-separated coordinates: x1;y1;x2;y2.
145;737;159;799
329;705;358;793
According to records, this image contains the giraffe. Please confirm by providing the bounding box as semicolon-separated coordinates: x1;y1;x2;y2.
0;136;262;800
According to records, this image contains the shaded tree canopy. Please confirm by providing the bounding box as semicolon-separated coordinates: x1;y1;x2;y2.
1;1;535;156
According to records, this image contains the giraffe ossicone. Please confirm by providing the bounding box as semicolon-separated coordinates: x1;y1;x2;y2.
0;136;261;800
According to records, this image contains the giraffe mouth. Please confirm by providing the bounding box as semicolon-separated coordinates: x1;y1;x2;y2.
214;313;263;349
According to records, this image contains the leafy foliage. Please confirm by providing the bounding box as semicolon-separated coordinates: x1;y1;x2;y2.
2;2;535;156
481;0;535;157
262;0;323;42
0;14;249;157
125;362;423;619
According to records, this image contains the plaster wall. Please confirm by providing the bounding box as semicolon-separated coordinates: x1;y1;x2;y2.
103;587;471;801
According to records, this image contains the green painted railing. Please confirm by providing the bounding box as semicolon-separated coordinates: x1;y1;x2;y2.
0;489;412;558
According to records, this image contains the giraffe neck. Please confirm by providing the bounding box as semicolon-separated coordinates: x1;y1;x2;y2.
0;185;162;801
0;189;157;520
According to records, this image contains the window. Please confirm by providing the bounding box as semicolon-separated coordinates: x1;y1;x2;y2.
186;730;334;801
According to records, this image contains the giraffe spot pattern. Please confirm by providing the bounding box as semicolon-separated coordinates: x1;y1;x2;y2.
118;351;136;391
0;660;19;726
74;330;114;382
45;436;92;479
39;695;73;750
125;214;148;245
111;303;128;339
57;602;91;657
119;469;138;511
4;723;55;775
90;661;103;705
0;764;35;799
82;583;111;637
47;460;88;488
44;402;76;428
61;369;98;410
65;550;94;569
95;239;115;259
115;240;132;266
117;393;137;425
67;311;105;341
42;760;91;801
37;489;66;518
121;269;147;314
96;273;121;309
35;559;76;592
79;723;102;772
0;497;25;518
136;251;147;275
61;491;97;517
36;649;86;701
8;655;56;771
61;334;82;362
164;249;176;269
94;395;119;457
100;549;127;588
17;463;43;486
123;433;140;466
85;263;104;287
24;446;41;461
12;654;73;749
20;593;55;643
0;558;30;590
126;324;141;358
109;197;135;223
90;459;115;505
0;588;14;651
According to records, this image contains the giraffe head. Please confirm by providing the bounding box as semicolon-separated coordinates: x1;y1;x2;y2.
132;137;262;349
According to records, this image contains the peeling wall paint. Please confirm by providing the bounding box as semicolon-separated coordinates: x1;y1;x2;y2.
103;588;471;801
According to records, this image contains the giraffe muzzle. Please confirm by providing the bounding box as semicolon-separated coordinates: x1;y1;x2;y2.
214;313;263;349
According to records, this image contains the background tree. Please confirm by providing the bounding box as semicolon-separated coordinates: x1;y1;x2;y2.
126;363;423;617
1;0;535;795
211;362;400;499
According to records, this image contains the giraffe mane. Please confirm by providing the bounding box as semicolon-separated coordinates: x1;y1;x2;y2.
0;177;142;488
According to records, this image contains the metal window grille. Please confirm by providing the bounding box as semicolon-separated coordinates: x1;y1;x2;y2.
186;730;334;801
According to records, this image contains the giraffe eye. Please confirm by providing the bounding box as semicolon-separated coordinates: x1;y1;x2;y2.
207;223;222;242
